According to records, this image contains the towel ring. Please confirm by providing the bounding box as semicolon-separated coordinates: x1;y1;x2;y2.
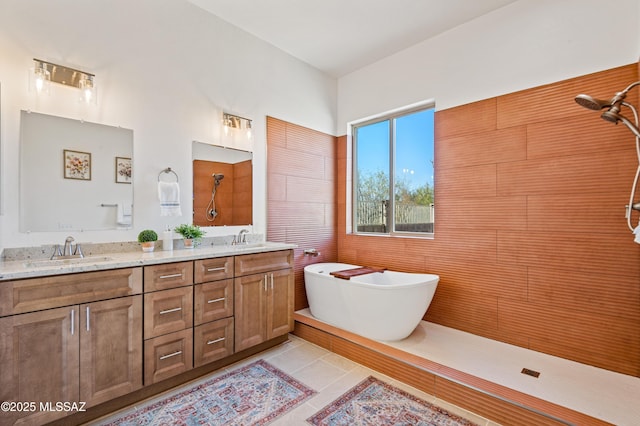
158;167;179;182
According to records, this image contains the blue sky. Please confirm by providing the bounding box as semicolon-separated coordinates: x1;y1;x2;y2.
356;108;434;191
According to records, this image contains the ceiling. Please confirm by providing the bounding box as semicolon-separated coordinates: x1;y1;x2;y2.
188;0;518;78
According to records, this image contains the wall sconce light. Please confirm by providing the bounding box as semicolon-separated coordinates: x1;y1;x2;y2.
30;58;97;105
222;112;253;150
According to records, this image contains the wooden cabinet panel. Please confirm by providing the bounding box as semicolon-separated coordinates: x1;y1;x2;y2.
80;296;143;407
0;267;142;316
144;329;193;385
235;266;293;352
194;279;233;325
0;306;79;425
234;250;293;277
194;257;233;283
143;261;193;292
266;268;294;340
144;287;193;339
194;317;234;367
234;273;267;352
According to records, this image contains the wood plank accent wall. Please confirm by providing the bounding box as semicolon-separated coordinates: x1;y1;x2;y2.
266;117;338;311
337;63;640;377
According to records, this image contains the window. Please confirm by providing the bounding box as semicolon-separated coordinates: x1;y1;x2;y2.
352;104;435;236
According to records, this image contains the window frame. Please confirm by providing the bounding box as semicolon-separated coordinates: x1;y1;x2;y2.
351;101;435;239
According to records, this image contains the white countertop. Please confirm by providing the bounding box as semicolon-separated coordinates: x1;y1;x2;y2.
0;242;296;281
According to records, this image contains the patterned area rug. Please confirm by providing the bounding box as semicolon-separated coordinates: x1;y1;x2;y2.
307;376;478;426
101;359;316;425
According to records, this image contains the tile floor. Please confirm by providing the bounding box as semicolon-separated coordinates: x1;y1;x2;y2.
92;334;495;425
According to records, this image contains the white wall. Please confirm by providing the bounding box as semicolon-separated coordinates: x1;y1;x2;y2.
0;0;337;249
337;0;640;134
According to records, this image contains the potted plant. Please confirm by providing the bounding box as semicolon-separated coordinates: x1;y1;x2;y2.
174;224;205;248
137;229;158;252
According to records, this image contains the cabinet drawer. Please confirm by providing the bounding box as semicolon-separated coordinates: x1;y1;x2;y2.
144;329;193;385
234;250;293;277
143;261;193;292
0;268;142;317
144;287;193;339
194;257;233;283
194;279;233;325
194;317;234;367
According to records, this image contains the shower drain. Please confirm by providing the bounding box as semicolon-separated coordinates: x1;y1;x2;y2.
521;368;540;378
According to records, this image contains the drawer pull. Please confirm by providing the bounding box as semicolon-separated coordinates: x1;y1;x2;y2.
159;273;183;279
206;266;226;272
207;297;225;304
159;350;182;360
70;309;75;335
207;337;225;345
159;307;182;315
86;306;90;331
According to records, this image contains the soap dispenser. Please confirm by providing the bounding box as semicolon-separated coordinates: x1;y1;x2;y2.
162;226;173;251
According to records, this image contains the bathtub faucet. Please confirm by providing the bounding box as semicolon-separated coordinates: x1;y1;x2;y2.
304;248;320;257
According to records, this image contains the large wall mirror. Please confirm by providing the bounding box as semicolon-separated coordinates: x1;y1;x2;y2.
20;111;133;232
192;141;252;227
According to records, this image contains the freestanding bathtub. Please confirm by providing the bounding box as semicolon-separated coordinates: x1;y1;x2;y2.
304;263;439;341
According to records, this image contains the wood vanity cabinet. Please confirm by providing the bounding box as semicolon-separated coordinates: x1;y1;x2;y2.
193;257;235;367
143;262;195;385
0;248;294;424
234;251;294;352
0;268;143;425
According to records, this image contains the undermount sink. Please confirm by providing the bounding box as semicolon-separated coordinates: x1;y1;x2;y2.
24;256;114;268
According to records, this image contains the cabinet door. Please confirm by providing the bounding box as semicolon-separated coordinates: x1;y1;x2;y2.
194;279;233;325
0;307;79;425
144;286;193;339
80;296;143;407
143;261;193;292
144;329;193;385
234;250;293;277
266;268;294;340
234;273;267;352
194;317;234;367
194;257;233;283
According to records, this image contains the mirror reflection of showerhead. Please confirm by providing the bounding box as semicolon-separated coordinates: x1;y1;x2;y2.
213;173;224;186
206;173;224;221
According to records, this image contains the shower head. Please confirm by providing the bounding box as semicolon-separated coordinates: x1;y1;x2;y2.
213;173;224;181
601;108;640;138
575;94;612;110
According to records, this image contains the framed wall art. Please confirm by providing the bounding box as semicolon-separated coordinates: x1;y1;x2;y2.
63;149;91;180
116;156;132;184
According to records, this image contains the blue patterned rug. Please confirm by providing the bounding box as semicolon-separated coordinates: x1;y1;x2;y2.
307;376;479;426
101;359;316;425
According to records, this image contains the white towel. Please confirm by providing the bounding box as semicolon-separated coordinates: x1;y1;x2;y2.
117;203;132;226
158;181;182;217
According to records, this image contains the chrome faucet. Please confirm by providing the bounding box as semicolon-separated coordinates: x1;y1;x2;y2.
233;229;249;245
51;236;84;259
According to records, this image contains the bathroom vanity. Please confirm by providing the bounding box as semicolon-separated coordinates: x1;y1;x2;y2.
0;243;294;425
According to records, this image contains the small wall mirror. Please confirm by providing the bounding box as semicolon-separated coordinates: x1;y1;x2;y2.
192;141;252;227
19;111;133;232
